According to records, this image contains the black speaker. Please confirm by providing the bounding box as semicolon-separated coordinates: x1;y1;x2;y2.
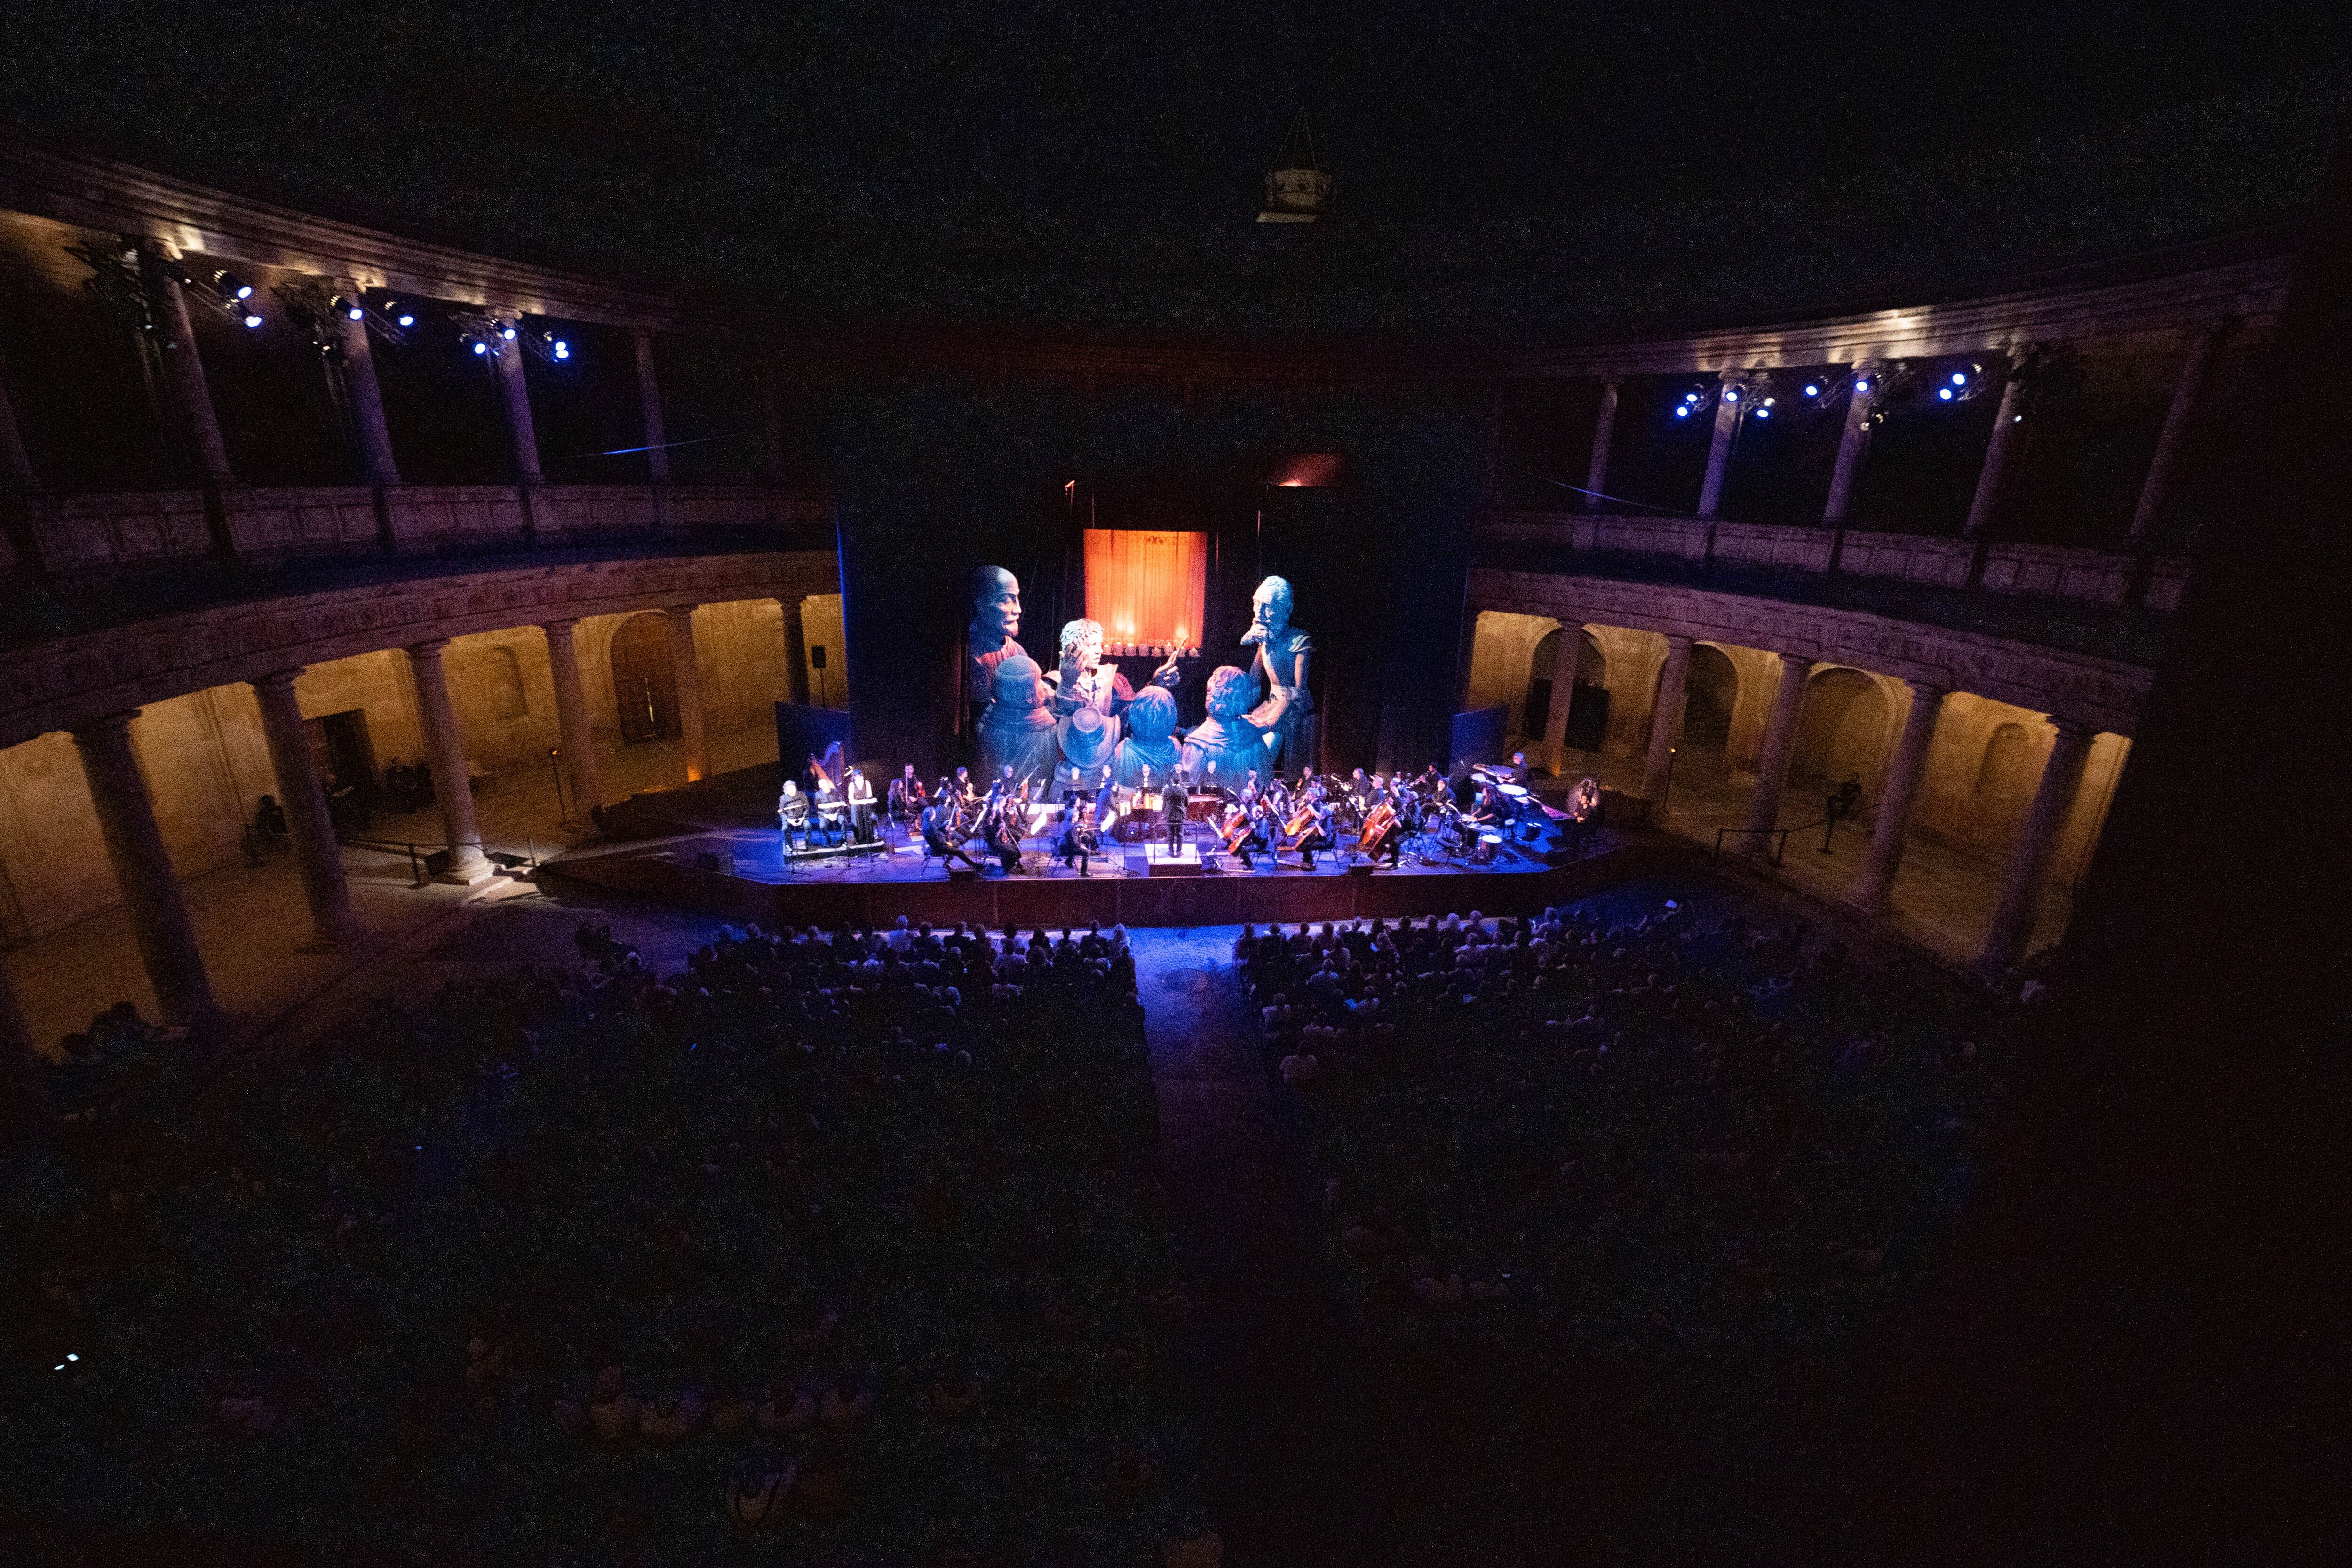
810;644;827;669
1346;862;1375;877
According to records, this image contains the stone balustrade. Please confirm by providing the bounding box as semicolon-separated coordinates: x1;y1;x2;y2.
1476;510;2190;613
6;483;830;577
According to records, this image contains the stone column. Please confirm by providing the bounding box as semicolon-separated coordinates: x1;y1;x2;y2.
1740;652;1813;853
72;711;217;1026
493;326;544;486
2128;322;2229;544
139;247;234;485
1639;635;1693;805
1850;682;1947;914
1582;380;1618;511
665;605;710;783
404;640;493;883
632;329;670;485
541;619;605;821
250;670;359;947
1539;620;1582;776
334;289;401;487
1979;720;2096;974
1962;359;2030;539
1696;369;1742;520
780;596;811;705
1822;365;1877;525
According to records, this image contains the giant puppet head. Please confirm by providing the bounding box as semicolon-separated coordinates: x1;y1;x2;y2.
969;565;1022;650
1244;574;1294;645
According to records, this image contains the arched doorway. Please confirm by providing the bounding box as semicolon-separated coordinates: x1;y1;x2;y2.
1523;626;1563;736
1565;631;1610;752
1970;722;2040;853
610;613;680;744
1681;644;1739;763
1792;668;1888;791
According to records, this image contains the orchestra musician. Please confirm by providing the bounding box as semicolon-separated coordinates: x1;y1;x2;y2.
1358;790;1406;868
1232;795;1276;871
1056;799;1101;876
1289;791;1335;872
921;796;982;872
778;779;810;852
846;767;877;844
886;764;927;825
983;799;1025;875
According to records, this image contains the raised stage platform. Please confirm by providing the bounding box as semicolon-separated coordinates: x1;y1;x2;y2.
545;826;1659;929
554;763;1653;928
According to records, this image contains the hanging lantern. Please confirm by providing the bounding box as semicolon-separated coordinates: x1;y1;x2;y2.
1257;110;1333;223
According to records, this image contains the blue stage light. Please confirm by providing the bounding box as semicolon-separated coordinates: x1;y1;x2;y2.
346;303;364;321
471;341;489;356
1755;406;1771;418
1674;406;1691;418
1951;371;1968;385
500;324;517;341
241;311;263;329
1723;387;1739;402
1804;382;1821;397
1853;377;1871;394
1938;387;1954;400
396;312;415;328
553;341;571;360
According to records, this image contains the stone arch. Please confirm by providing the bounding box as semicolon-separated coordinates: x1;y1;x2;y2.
1971;720;2041;852
1525;625;1563;735
609;612;680;744
1792;666;1890;790
476;645;529;722
1681;643;1739;761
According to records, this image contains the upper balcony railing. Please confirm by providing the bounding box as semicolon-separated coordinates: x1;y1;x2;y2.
1475;510;2191;615
0;482;833;583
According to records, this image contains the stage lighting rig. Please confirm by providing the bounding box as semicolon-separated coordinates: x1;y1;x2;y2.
517;325;574;365
453;312;507;363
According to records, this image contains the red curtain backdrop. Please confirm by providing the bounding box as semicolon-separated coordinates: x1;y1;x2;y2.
1083;529;1207;647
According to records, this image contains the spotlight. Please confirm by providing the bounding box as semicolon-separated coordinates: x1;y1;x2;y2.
500;323;517;341
1674;406;1691;418
1950;371;1968;386
395;308;415;327
552;340;570;360
346;303;365;321
1803;382;1821;397
213;269;254;302
1853;377;1872;394
1723;387;1739;403
241;311;263;329
1938;387;1954;400
1754;406;1771;418
471;340;489;356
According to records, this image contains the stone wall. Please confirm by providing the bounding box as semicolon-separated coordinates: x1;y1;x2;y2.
0;597;796;944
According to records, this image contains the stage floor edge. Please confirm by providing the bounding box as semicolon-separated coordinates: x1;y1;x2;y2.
539;835;1678;929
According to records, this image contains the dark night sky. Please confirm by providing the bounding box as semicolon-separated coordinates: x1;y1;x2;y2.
4;0;2347;336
